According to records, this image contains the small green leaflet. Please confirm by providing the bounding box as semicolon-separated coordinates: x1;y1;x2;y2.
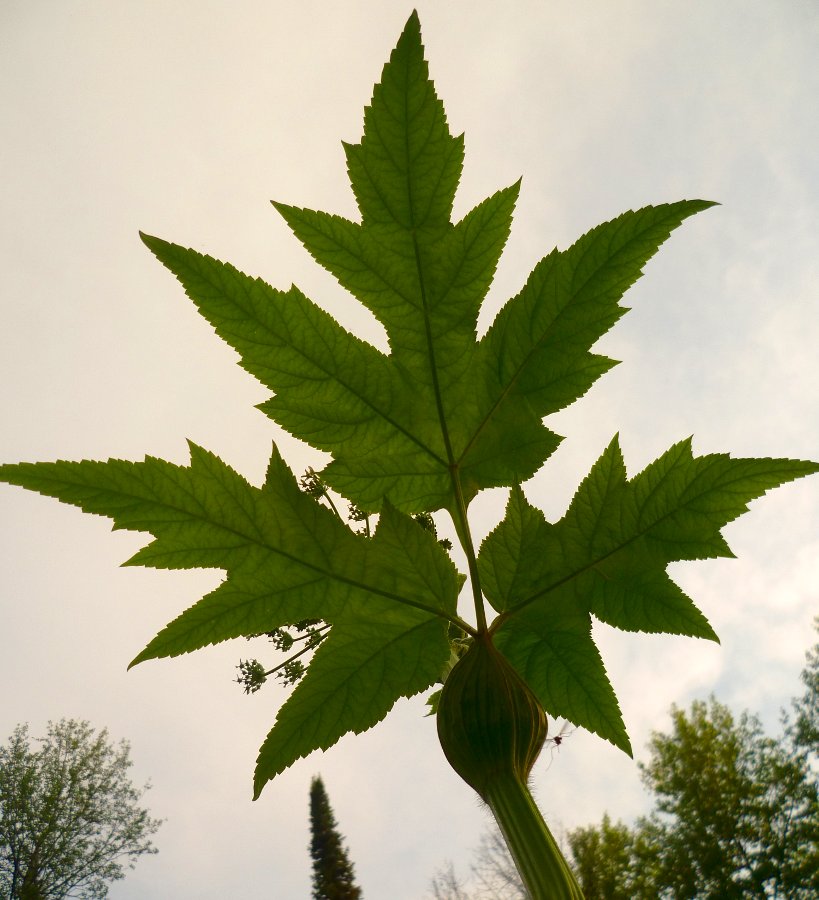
1;12;816;794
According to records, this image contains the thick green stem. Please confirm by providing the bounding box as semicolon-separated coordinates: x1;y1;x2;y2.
484;771;584;900
436;634;581;896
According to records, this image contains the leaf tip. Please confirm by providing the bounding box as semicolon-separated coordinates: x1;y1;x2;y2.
127;644;157;670
139;231;160;251
252;769;269;801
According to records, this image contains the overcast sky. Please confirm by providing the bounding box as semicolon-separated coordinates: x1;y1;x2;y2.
2;1;818;897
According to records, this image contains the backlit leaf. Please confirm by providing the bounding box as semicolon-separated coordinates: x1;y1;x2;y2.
1;11;816;794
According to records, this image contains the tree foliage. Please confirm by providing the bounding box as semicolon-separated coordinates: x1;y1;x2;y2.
790;616;819;757
0;719;162;900
567;628;819;898
309;776;362;900
565;815;635;900
626;699;818;897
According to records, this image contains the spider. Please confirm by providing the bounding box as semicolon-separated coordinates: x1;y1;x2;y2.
547;719;574;748
543;719;574;770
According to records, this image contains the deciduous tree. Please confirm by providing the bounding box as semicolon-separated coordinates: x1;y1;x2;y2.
566;629;819;898
566;815;634;900
790;616;819;756
0;719;162;900
430;828;527;900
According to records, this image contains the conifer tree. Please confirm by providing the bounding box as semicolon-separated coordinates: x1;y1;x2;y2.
309;776;362;900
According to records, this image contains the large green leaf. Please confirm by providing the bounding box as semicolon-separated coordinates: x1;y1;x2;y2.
1;11;816;796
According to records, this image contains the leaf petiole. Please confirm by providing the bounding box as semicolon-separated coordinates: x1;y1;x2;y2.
448;469;489;633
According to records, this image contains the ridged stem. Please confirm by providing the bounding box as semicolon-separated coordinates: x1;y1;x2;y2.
483;771;585;900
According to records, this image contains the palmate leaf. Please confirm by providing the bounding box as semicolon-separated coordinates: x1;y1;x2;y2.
0;10;816;801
